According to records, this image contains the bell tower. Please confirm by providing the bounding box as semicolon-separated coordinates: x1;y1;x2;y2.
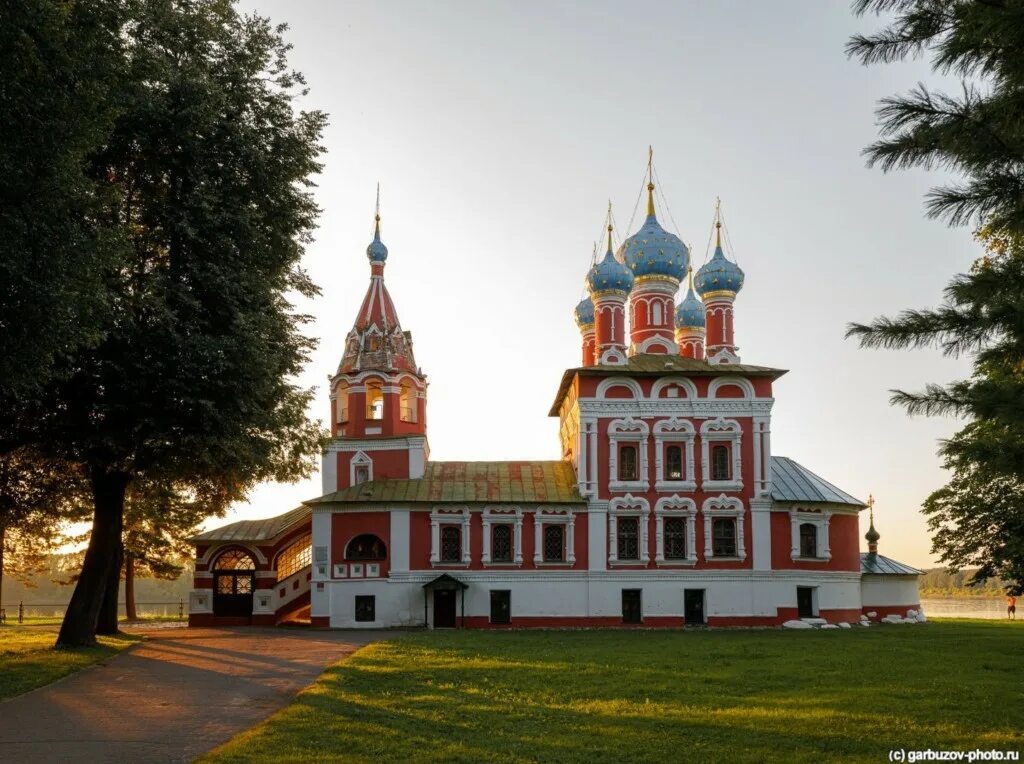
323;191;428;493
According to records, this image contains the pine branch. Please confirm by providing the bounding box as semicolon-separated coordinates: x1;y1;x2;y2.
846;306;988;357
889;384;971;416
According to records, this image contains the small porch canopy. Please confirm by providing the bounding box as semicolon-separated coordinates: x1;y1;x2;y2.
422;574;468;628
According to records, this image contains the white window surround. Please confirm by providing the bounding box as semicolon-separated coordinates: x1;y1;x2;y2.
700;418;743;491
653;417;696;491
481;507;524;566
608;417;650;491
702;494;746;560
349;450;373;486
608;494;650;565
789;508;832;561
430;507;471;566
533;509;576;566
654;495;698;565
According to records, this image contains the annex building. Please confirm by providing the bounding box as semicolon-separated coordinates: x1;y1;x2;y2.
189;173;921;629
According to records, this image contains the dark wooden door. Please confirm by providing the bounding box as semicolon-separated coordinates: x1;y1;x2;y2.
684;589;705;625
490;590;511;624
797;587;815;618
434;589;457;628
622;589;642;624
213;572;254;617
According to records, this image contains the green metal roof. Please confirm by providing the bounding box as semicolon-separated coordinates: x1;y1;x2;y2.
770;456;866;508
860;552;921;576
309;460;584;505
192;505;311;543
549;354;787;415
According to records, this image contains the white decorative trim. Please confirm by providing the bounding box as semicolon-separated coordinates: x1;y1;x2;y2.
608;494;650;564
654;495;698;564
598;348;627;366
482;506;523;565
650;376;699;400
576;399;775;419
700;417;743;491
324;436;429;453
702;494;746;560
608;417;650;491
708;347;742;365
653;417;697;491
789;508;833;561
708;376;756;399
596;377;643;399
198;542;268;567
635;335;679;354
430;506;471;565
349;451;373;486
533;508;576;565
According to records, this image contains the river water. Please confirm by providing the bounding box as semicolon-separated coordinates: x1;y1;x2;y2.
920;597;1010;619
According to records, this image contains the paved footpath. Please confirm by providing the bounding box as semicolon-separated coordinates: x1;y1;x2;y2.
0;626;386;763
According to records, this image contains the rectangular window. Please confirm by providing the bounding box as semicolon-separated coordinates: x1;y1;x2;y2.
622;589;642;624
490;590;511;624
712;517;737;557
617;517;640;560
355;595;376;622
491;524;513;562
619;444;638;481
354;466;370;485
664;517;687;560
666;445;684;480
711;444;731;481
799;523;818;558
543;524;565;562
440;526;461;563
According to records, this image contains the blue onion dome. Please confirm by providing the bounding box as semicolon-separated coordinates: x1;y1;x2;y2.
574;295;595;327
621;183;689;282
587;225;634;296
694;221;744;297
366;215;388;262
675;270;706;328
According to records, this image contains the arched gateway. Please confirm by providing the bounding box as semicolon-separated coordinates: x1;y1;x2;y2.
212;549;256;618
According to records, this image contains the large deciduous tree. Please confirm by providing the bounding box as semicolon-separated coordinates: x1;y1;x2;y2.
847;0;1024;593
4;0;327;647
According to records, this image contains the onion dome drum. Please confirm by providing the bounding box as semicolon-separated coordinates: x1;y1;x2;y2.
366;215;388;263
588;238;634;296
574;296;595;327
695;224;744;297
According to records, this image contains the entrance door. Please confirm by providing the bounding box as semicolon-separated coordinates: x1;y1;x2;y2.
213;572;254;617
434;589;457;628
684;589;705;625
622;589;642;624
797;586;816;618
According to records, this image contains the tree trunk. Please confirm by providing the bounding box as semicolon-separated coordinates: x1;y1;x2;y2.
95;532;123;635
124;553;136;621
56;466;128;648
0;524;5;618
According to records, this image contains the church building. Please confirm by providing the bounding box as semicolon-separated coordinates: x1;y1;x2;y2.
189;168;921;629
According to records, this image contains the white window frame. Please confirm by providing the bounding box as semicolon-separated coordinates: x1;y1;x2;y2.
654;495;697;565
700;418;743;492
533;508;576;566
654;417;697;491
482;506;523;566
702;494;746;560
608;495;650;565
430;506;471;566
349;451;373;486
790;508;832;561
608;417;650;492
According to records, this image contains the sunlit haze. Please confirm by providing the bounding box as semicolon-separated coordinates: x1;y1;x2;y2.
224;0;976;569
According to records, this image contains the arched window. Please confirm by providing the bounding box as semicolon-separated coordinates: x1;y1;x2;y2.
364;334;381;352
213;549;256;570
617;517;639;560
711;444;730;481
400;381;417;423
276;534;312;581
652;301;663;325
712;518;737;557
366;383;384;420
491;525;512;562
336;383;350;423
440;526;461;562
619;445;638;481
666;445;683;480
664;517;687;560
799;523;818;558
543;525;565;562
345;534;387;561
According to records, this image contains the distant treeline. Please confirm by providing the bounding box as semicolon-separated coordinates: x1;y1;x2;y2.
919;568;1008;598
1;553;192;608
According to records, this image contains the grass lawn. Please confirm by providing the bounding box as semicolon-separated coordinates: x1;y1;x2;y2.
0;627;140;700
204;620;1024;763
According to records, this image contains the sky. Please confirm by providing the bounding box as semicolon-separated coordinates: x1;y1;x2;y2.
226;0;977;568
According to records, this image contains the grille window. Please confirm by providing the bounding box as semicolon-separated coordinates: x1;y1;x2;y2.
711;444;730;481
617;517;639;560
664;517;687;560
276;534;312;581
619;445;638;481
666;445;683;480
800;523;818;558
440;526;461;562
543;525;565;562
492;524;513;562
712;517;737;557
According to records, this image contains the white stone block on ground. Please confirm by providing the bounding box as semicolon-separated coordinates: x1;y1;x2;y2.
821;624;839;629
802;617;828;626
906;609;918;618
916;613;927;623
783;620;813;629
867;611;877;618
838;622;851;629
881;615;903;624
